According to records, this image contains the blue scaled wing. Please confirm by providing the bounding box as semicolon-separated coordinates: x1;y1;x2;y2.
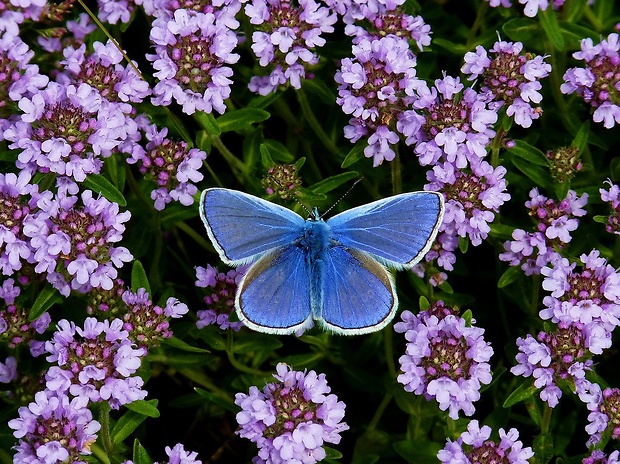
317;247;397;335
200;188;306;266
327;192;444;269
236;245;313;334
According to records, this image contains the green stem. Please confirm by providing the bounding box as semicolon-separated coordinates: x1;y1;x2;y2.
99;402;114;455
390;148;402;195
489;126;505;168
384;324;397;380
465;1;489;49
297;88;341;158
203;160;225;187
546;40;580;135
541;404;553;435
366;392;393;431
211;135;247;185
77;0;145;81
176;221;214;251
226;331;269;376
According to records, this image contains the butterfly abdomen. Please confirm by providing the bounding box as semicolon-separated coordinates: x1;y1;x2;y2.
300;219;332;319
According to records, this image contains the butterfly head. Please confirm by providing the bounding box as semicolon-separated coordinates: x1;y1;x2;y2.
309;207;322;221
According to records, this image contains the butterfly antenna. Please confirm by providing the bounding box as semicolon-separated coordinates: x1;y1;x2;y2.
267;175;312;216
321;178;364;219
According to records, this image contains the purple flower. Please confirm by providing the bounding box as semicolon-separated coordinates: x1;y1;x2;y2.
462;40;550;128
235;362;349;463
484;0;551;17
122;288;189;349
511;322;597;407
425;159;510;248
583;450;620;464
0;277;51;349
8;389;101;463
44;317;147;409
147;9;239;114
196;264;247;331
0;0;45;40
561;33;620;128
438;420;534;464
149;0;242;28
584;383;620;446
0;355;17;383
539;249;620;340
126;123;206;210
246;0;336;95
600;179;620;235
158;443;202;464
335;35;422;166
5;81;128;182
395;301;493;419
97;0;135;24
23;189;133;296
499;188;588;275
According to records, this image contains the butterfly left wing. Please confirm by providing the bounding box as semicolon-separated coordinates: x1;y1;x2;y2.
200;188;306;266
236;245;314;335
327;191;444;269
316;246;397;335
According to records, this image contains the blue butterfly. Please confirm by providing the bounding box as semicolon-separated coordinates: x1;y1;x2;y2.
200;188;444;335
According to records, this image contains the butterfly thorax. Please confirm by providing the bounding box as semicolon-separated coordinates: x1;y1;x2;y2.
300;218;331;258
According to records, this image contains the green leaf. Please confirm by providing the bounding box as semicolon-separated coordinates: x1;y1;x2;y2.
310;172;359;194
29;284;62;322
611;157;620;181
431;38;469;56
419;296;430;311
195;388;239;413
510;156;555;191
458;236;468;254
533;434;555;464
132;440;153;464
554;181;570;201
558;21;599;49
0;150;17;162
538;5;564;50
341;141;367;168
161;336;210;353
194;111;221;136
243;129;264;167
502;18;538;42
83;174;127;206
112;401;159;444
302;78;336;105
216;108;270;133
160;202;199;227
195;129;212;154
125;399;160;418
393;440;443;464
571;120;590;153
563;0;589;22
498;266;523;288
131;260;150;295
461;309;473;326
489;223;516;241
247;91;282;109
508;140;549;166
261;140;295;162
503;380;539;408
593;215;608;224
323;447;343;460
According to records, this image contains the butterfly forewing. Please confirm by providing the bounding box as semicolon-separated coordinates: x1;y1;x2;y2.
236;246;314;335
327;192;444;269
200;188;306;266
317;247;397;335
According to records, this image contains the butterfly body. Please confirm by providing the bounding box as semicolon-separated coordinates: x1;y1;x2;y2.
200;188;444;335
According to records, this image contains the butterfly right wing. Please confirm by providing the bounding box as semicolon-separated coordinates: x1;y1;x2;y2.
200;188;306;266
236;245;314;335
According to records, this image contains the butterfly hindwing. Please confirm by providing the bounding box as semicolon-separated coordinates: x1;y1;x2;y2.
317;247;396;335
236;245;314;335
200;188;306;266
327;192;444;269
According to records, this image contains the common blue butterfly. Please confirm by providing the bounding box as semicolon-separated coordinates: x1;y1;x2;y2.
200;188;444;335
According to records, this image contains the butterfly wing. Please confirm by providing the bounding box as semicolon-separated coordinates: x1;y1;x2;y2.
236;245;314;334
200;188;306;266
327;191;444;269
316;247;396;335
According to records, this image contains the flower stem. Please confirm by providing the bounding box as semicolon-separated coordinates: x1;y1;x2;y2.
391;147;402;195
297;87;342;158
98;401;114;455
366;392;393;431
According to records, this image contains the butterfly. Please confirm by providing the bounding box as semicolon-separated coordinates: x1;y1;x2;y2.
200;188;444;335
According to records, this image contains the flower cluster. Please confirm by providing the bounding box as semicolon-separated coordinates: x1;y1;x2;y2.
546;146;582;183
147;9;239;114
484;0;561;18
335;35;421;166
24;189;133;296
122;443;202;464
8;390;101;464
262;163;302;200
235;363;348;463
539;249;620;345
584;383;620;446
0;355;17;383
462;40;551;128
584;450;620;464
44;317;147;409
401;75;498;168
395;301;493;419
0;277;51;350
511;321;597;407
196;264;246;331
127;124;206;210
245;0;336;95
438;420;533;464
500;188;588;275
121;288;189;349
561;33;620;128
600;180;620;235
